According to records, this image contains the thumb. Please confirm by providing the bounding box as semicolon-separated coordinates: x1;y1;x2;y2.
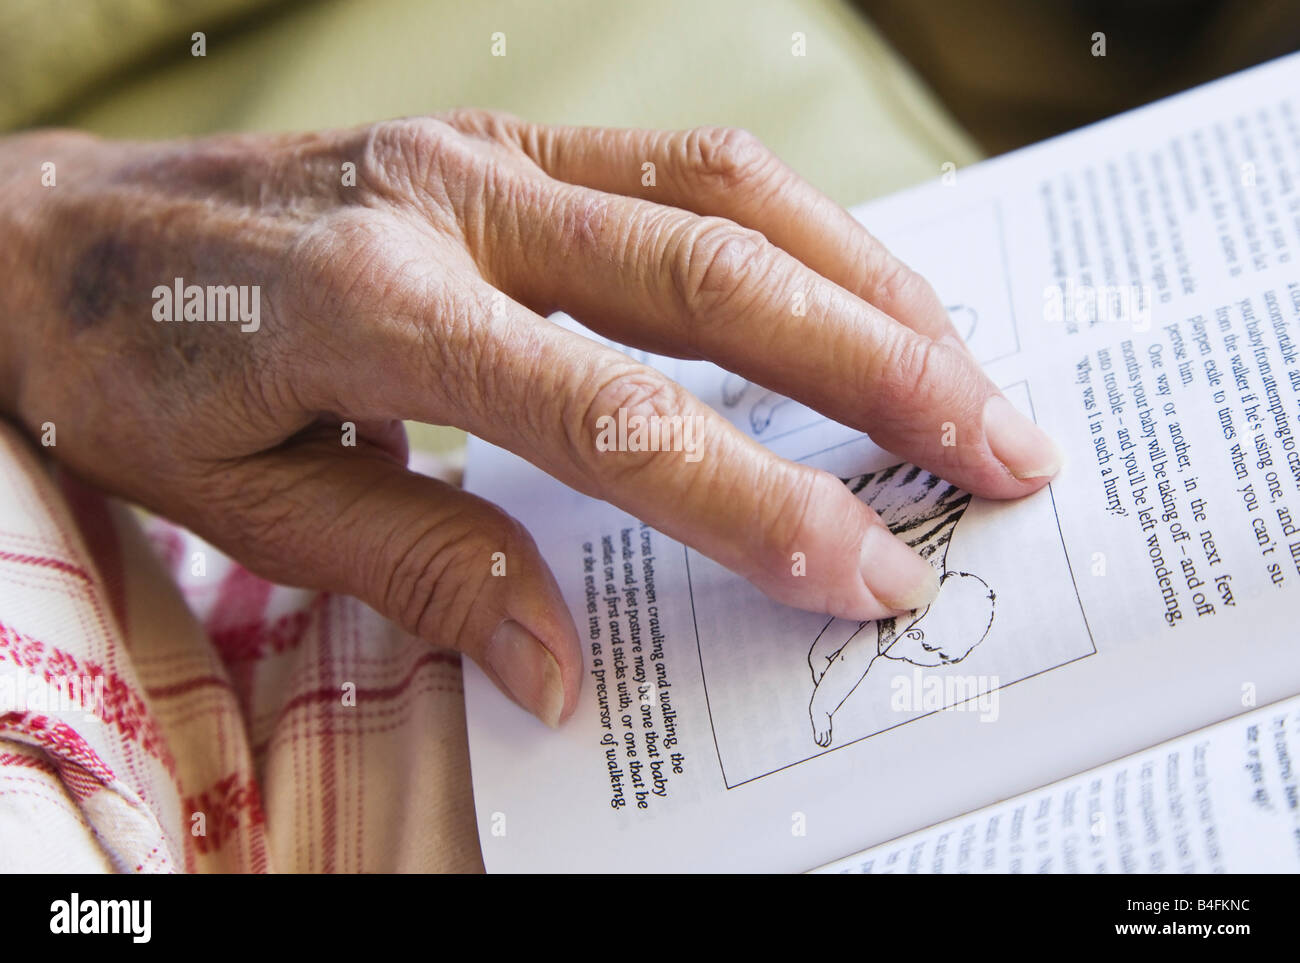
185;436;581;728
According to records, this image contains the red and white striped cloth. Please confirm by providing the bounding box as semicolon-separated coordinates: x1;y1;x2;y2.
0;422;482;872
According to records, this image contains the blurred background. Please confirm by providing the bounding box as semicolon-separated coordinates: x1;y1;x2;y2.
6;0;1299;186
856;0;1300;154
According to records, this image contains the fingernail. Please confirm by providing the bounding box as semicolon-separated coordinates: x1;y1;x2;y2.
859;525;941;613
486;619;565;728
982;394;1064;480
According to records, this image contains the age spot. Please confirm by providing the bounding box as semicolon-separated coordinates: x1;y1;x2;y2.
66;236;141;332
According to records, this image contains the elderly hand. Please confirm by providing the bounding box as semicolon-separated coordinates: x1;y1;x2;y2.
0;113;1060;727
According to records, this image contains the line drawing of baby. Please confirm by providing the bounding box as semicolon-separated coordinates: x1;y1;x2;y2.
806;464;996;747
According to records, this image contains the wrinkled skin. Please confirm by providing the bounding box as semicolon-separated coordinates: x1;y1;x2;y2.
0;113;1059;726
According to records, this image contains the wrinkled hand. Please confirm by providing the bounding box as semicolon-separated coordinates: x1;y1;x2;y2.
0;113;1060;727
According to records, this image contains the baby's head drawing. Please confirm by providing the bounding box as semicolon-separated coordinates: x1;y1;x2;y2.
880;571;995;667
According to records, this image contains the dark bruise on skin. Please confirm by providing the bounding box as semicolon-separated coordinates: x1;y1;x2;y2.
66;235;143;332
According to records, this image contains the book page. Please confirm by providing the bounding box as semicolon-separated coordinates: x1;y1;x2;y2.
463;54;1300;872
813;694;1300;873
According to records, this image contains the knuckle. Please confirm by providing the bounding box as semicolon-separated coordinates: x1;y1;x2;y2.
284;211;406;322
437;108;539;163
381;514;509;643
436;107;520;138
202;465;323;581
225;489;302;564
757;464;830;566
667;217;769;329
868;248;925;308
357;117;479;203
755;466;867;615
548;183;610;258
280;208;470;412
685;126;773;190
565;365;692;485
872;332;945;410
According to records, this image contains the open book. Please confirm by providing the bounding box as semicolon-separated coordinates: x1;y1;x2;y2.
463;53;1300;873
